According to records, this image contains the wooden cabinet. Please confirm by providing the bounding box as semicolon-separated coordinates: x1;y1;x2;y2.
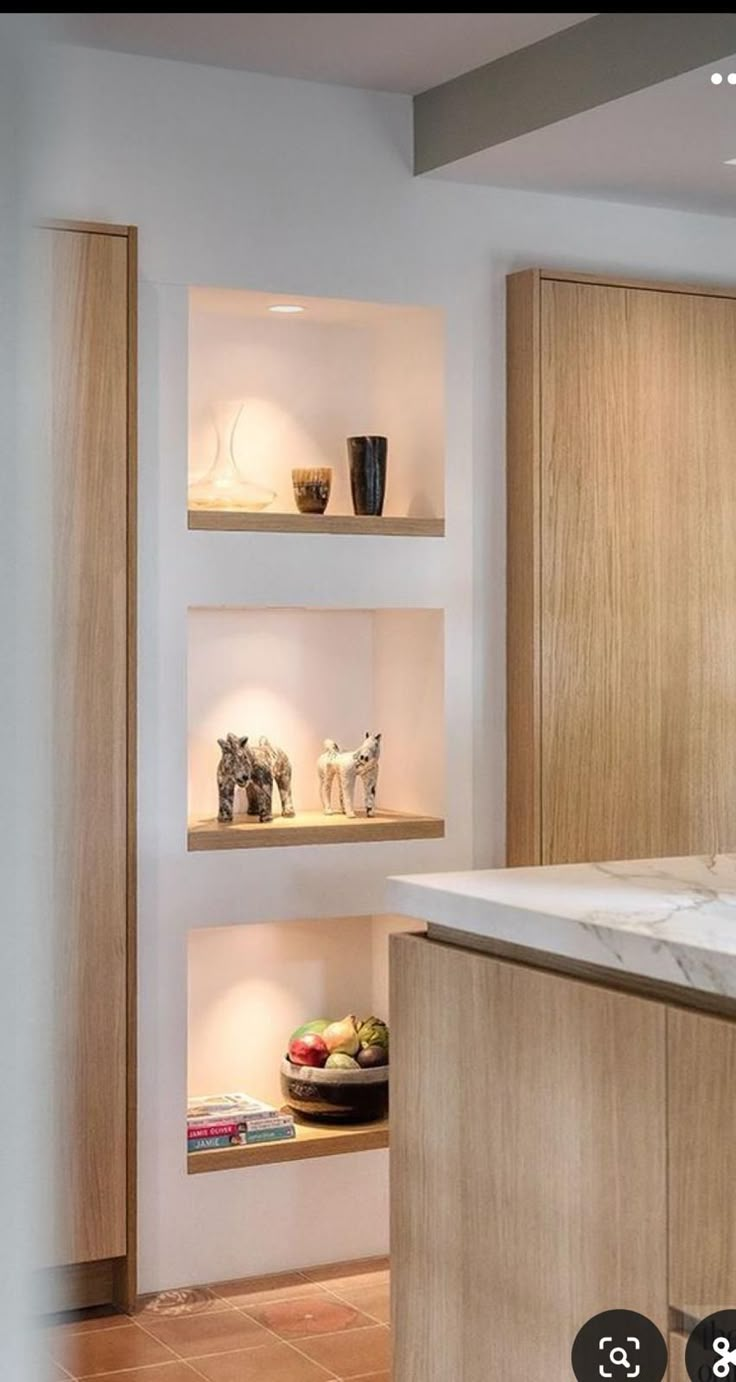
668;1333;688;1382
46;221;137;1309
390;934;668;1382
507;269;736;865
668;1007;736;1319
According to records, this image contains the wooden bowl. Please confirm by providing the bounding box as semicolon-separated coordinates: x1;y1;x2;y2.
280;1056;388;1124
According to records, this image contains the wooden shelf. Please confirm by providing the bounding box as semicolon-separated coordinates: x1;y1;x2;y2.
187;1117;389;1174
188;808;445;851
188;510;444;537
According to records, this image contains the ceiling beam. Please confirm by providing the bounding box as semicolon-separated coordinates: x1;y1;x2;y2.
414;12;736;174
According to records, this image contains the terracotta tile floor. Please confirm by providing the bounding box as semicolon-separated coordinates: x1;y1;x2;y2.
42;1258;391;1381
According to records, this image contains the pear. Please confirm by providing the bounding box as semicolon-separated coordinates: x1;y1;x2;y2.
322;1014;360;1057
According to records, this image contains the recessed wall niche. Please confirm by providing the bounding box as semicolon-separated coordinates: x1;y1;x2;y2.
187;914;420;1172
187;605;444;848
187;287;445;528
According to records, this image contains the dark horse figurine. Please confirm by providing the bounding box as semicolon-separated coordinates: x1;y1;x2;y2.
216;733;295;823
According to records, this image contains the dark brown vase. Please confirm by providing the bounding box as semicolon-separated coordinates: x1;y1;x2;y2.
347;435;387;516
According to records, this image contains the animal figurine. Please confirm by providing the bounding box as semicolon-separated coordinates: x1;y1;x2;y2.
318;732;381;818
217;733;295;823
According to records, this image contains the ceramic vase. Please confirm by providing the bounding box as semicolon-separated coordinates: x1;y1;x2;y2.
347;435;387;516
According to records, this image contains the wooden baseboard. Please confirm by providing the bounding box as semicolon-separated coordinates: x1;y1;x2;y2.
35;1258;124;1314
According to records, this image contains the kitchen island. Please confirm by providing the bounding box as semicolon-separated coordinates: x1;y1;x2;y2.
387;854;736;1382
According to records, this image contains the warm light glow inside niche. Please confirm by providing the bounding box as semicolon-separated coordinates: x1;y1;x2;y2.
187;607;445;825
188;287;445;518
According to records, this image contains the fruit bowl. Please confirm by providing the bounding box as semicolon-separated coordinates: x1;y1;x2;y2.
280;1057;388;1125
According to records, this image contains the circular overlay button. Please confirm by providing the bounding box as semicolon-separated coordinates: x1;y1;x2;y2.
572;1309;668;1382
686;1310;736;1381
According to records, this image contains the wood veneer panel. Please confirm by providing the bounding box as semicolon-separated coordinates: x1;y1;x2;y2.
668;1333;688;1382
540;267;736;299
51;228;128;1265
36;1259;119;1313
188;809;444;850
43;218;131;238
390;934;667;1382
114;224;138;1314
506;269;541;865
668;1008;736;1319
540;279;736;862
188;511;444;536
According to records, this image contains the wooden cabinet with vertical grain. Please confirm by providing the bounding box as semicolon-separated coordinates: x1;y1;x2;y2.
390;933;668;1382
668;1007;736;1321
44;220;137;1310
507;269;736;866
668;1333;688;1382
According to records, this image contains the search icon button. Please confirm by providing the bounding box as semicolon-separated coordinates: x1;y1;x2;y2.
610;1348;631;1370
572;1310;668;1382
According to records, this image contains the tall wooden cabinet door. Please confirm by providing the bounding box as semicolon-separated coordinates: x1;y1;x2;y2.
49;227;131;1266
390;935;668;1382
540;280;736;864
668;1334;688;1382
669;1007;736;1319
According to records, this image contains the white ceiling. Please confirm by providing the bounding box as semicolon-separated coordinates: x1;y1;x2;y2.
437;54;736;216
41;12;593;94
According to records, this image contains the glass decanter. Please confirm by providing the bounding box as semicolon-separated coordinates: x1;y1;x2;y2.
188;400;276;512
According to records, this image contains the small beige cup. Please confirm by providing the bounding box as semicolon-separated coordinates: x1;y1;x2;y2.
292;467;332;515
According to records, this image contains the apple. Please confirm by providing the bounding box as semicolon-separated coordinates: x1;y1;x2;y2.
288;1032;328;1067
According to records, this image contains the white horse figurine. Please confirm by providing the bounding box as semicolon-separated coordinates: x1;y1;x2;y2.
318;732;381;818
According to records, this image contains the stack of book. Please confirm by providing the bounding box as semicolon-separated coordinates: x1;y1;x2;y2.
187;1093;296;1153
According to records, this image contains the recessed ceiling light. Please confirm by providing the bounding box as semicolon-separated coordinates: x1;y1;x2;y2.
724;157;736;165
711;72;724;84
268;304;305;314
729;73;736;84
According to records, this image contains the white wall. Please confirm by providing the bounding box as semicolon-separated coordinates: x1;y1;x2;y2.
29;42;736;1293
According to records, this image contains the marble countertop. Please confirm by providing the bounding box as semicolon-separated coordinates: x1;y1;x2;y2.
387;853;736;999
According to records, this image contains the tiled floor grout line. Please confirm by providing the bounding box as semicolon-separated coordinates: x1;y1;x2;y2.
233;1308;388;1381
229;1289;389;1338
49;1322;134;1341
52;1361;75;1380
222;1304;340;1377
317;1283;388;1326
133;1313;233;1375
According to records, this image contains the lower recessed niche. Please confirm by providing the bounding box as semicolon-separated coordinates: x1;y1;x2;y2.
187;606;444;850
187;915;419;1173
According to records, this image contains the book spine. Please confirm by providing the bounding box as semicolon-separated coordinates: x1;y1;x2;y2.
187;1102;276;1123
188;1135;238;1151
245;1117;294;1130
244;1125;296;1144
187;1121;242;1139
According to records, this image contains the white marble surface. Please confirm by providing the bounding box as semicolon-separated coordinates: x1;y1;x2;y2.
388;854;736;999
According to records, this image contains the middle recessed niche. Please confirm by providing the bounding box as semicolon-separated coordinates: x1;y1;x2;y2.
187;606;444;849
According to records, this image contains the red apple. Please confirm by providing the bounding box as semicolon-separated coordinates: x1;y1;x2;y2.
288;1032;328;1067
